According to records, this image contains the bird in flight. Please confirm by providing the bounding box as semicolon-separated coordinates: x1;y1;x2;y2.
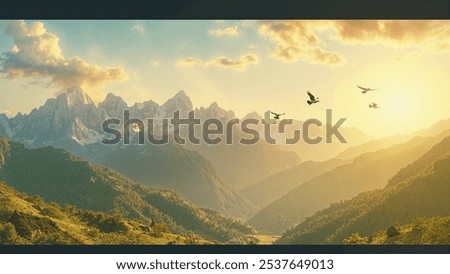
369;102;380;108
271;111;285;120
357;85;376;94
307;91;319;105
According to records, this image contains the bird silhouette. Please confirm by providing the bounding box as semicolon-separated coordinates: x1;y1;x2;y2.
369;102;380;108
307;91;319;105
271;111;285;119
357;85;376;94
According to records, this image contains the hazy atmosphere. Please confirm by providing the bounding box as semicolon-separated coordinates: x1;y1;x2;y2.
0;20;449;246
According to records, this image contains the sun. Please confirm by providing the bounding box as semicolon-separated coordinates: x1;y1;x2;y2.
379;86;415;118
337;56;447;137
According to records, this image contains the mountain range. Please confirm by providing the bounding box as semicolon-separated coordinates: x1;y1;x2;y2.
241;119;448;211
0;86;374;189
248;130;449;234
335;119;449;160
0;86;300;217
278;136;450;244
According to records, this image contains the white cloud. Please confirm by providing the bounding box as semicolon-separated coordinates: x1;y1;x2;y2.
257;20;449;65
177;57;203;67
0;20;128;91
210;54;258;69
258;21;343;65
177;54;258;70
209;26;239;37
332;20;449;52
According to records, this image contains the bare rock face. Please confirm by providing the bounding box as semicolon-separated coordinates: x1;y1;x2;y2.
195;102;235;121
3;86;106;148
160;90;193;118
98;92;128;119
0;114;14;138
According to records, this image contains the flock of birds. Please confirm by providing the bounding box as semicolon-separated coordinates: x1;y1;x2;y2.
271;85;380;120
357;85;380;109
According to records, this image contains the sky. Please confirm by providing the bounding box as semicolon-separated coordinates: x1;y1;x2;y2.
0;20;449;137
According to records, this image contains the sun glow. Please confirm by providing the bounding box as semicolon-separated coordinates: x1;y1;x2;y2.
380;85;417;117
335;55;449;137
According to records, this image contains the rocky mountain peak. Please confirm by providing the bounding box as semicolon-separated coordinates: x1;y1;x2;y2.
174;89;187;98
57;86;95;107
101;93;127;106
98;92;128;118
161;90;193;116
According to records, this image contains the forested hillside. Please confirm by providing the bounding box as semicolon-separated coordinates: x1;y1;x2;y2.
249;132;448;234
344;216;450;245
0;137;256;242
278;137;450;244
0;182;202;244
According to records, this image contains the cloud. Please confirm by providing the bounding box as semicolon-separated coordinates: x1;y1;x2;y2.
0;20;128;91
209;26;239;37
131;25;144;32
258;21;449;65
210;54;258;69
177;57;204;66
258;21;343;65
332;20;449;52
177;54;258;70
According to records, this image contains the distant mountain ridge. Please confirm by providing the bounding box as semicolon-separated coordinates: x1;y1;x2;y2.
241;159;350;208
248;130;449;234
335;119;450;160
278;136;450;244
